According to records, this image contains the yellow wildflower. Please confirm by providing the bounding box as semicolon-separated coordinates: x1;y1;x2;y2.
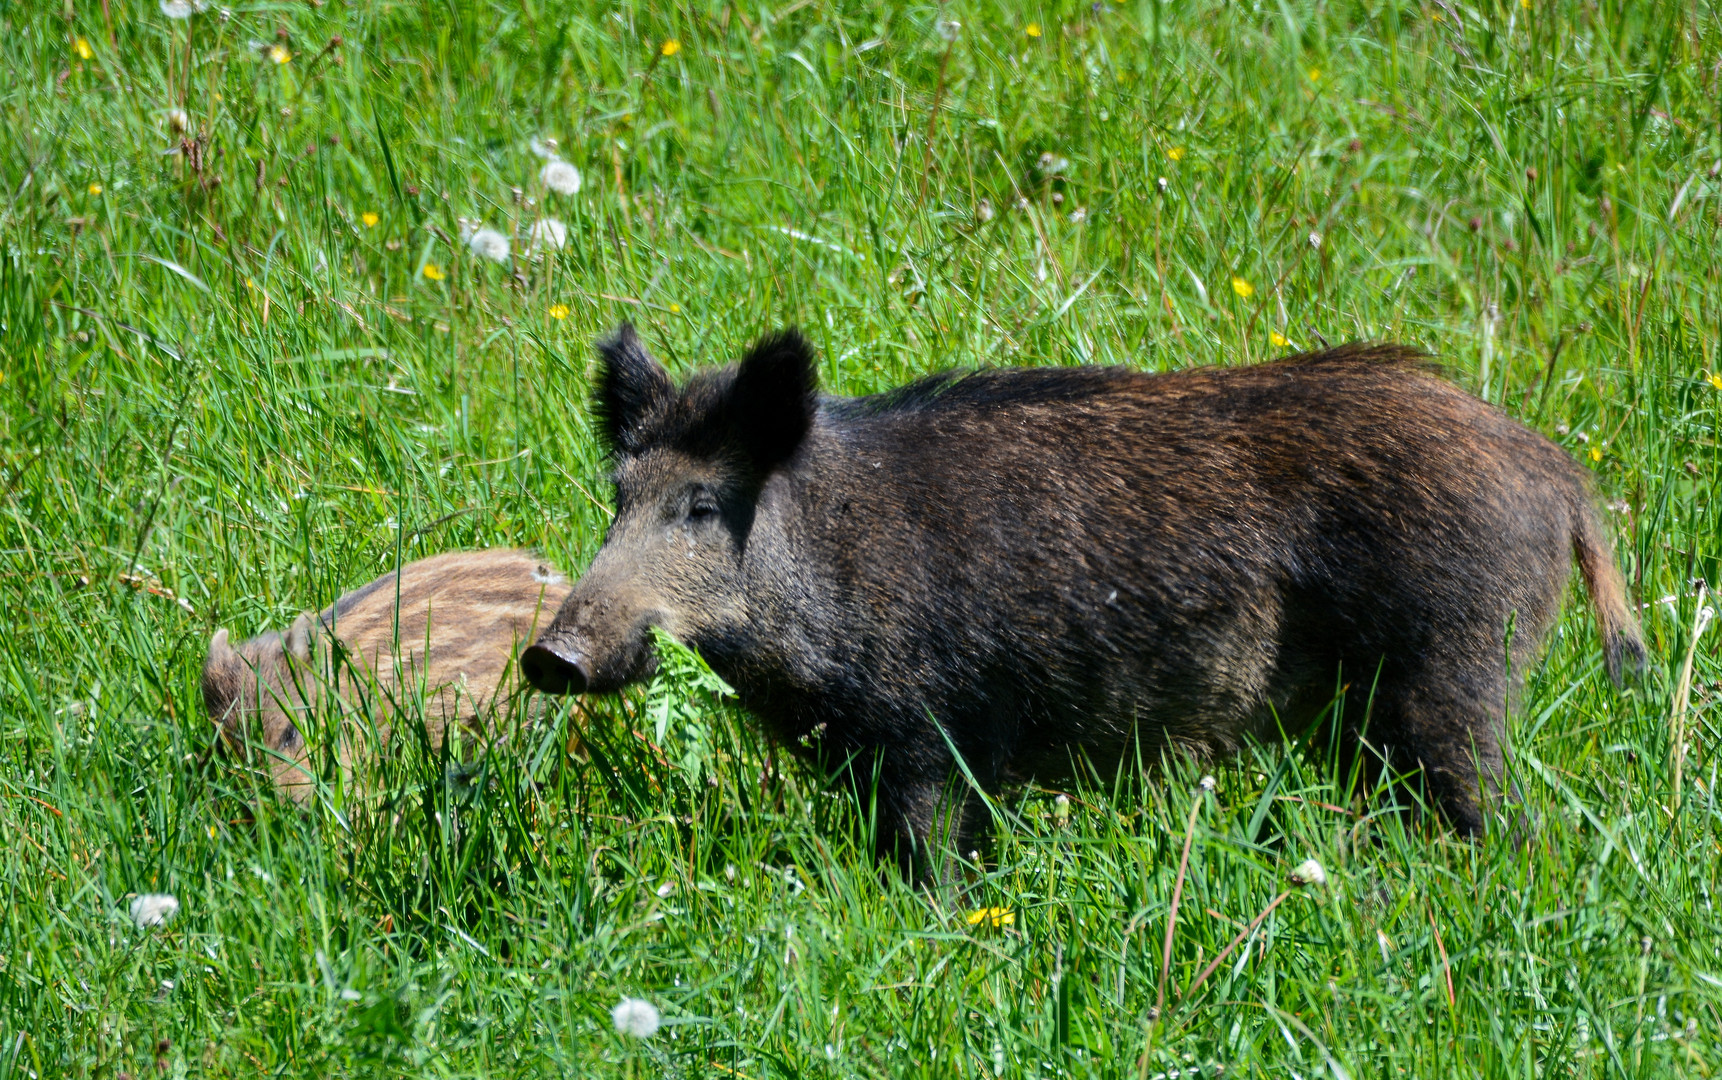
1307;68;1320;82
1589;446;1603;463
1270;331;1289;347
422;263;445;281
1231;276;1255;299
660;38;680;57
75;37;94;60
1708;371;1722;391
548;303;570;320
1167;146;1185;161
361;212;379;227
965;907;1015;928
87;183;103;196
669;303;681;314
269;44;291;64
1025;22;1041;37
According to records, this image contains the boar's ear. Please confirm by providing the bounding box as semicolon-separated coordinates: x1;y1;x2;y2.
594;322;674;454
730;327;818;470
284;612;315;663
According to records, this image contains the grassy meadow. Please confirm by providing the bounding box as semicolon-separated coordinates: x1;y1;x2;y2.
4;0;1722;1075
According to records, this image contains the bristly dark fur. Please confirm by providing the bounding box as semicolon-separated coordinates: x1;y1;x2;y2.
529;327;1645;880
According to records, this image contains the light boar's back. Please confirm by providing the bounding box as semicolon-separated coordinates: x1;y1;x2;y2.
205;548;571;801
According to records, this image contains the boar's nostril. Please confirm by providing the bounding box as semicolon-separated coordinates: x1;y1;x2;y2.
520;642;591;695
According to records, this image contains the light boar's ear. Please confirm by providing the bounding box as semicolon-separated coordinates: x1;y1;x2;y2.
729;327;818;471
594;322;674;454
284;612;315;663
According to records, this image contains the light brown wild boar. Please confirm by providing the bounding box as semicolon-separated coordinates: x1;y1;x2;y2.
203;548;572;800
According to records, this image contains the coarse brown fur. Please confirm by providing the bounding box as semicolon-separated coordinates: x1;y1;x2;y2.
522;325;1645;878
204;549;572;801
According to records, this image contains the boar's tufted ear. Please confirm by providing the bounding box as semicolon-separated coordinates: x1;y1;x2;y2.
730;327;818;470
594;322;675;454
284;612;315;663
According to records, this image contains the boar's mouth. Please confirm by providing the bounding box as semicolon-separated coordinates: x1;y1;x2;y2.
520;633;655;696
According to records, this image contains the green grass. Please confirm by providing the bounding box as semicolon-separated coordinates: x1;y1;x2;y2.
3;0;1721;1075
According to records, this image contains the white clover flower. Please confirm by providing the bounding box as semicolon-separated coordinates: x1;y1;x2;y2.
1199;775;1216;792
527;217;567;252
1068;207;1087;223
130;893;180;928
1289;859;1327;887
541;160;582;196
467;227;510;263
611;997;660;1038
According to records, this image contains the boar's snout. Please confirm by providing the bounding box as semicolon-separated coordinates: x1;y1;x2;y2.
520;639;594;696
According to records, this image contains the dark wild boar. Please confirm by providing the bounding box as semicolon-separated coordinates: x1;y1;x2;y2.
206;548;571;800
521;325;1644;874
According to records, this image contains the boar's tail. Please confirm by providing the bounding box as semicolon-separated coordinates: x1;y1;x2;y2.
1570;496;1646;687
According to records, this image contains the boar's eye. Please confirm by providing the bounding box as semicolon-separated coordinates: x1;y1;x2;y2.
686;494;721;524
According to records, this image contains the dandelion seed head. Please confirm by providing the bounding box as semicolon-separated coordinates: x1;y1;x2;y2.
935;18;961;42
975;199;994;223
612;997;661;1038
130;893;180;928
160;0;200;18
1289;859;1327;887
529;136;559;160
541;160;582;196
467;227;510;263
528;217;568;252
167;108;189;132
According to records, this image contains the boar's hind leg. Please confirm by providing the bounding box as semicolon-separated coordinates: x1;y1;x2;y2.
1363;657;1510;838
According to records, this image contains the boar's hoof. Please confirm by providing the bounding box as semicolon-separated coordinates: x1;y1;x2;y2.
520;642;591;696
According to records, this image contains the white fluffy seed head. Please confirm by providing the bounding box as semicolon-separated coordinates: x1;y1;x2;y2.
541;160;582;196
467;227;510;263
1199;775;1216;792
1289;859;1327;888
611;997;660;1038
527;217;568;252
130;893;180;928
